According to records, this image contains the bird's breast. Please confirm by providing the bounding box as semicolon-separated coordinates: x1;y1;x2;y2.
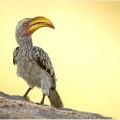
16;48;43;83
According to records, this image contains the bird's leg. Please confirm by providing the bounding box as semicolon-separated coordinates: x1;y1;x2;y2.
40;94;46;105
23;87;32;100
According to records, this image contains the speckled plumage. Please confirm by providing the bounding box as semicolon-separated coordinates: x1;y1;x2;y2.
13;44;56;95
13;17;63;108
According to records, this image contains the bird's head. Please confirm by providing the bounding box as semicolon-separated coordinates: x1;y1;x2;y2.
15;16;55;44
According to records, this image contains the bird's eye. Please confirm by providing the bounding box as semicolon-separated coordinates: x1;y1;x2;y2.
23;23;28;27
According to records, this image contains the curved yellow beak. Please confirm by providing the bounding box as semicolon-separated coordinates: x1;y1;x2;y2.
28;16;55;34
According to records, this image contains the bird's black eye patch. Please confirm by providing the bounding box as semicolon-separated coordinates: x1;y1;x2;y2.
23;23;29;27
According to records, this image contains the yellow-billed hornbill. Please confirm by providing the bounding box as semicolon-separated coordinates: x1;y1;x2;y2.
13;16;63;108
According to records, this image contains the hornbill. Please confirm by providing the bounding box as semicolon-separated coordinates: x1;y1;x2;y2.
13;16;63;108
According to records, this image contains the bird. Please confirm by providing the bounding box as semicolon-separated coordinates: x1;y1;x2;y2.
13;16;63;108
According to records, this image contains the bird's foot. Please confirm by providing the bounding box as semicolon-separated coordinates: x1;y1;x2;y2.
36;94;45;105
23;95;29;100
40;101;44;105
36;101;44;105
35;102;44;105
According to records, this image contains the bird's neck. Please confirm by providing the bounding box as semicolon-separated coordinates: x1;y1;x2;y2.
17;36;33;49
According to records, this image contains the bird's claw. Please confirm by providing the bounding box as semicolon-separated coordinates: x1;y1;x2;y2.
23;96;29;100
36;102;44;105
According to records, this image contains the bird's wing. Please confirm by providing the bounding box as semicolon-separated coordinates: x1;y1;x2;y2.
13;47;19;65
33;46;57;84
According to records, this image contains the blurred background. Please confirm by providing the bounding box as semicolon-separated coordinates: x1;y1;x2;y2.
0;1;120;118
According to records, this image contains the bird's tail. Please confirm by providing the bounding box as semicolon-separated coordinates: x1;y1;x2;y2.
48;89;63;108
